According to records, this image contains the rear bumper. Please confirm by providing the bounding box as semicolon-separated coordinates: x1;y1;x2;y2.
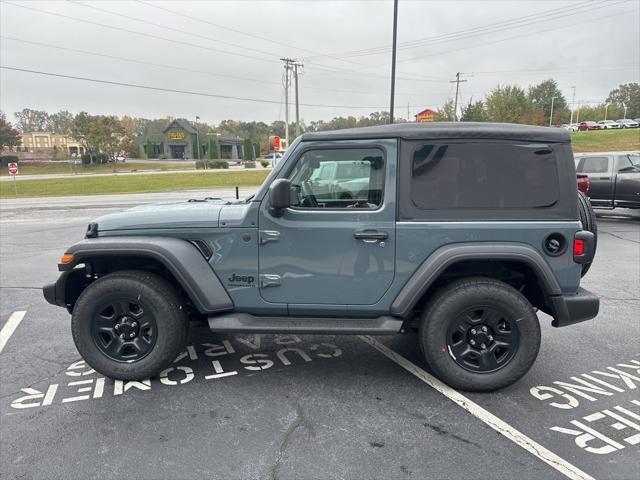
549;287;600;327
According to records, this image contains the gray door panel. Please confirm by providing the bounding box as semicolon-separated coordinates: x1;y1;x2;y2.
258;140;397;307
577;155;614;205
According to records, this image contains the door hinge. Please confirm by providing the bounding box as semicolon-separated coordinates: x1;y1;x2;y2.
259;230;281;245
259;274;281;288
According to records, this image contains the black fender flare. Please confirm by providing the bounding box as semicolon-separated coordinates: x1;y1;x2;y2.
57;236;233;314
390;242;562;317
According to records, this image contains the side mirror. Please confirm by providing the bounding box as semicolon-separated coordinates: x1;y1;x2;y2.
268;178;291;216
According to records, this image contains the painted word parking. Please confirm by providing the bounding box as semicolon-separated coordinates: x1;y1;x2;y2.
531;359;640;456
10;336;342;410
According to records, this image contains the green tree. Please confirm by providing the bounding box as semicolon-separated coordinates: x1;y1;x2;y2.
208;138;220;159
243;138;255;160
527;79;569;125
13;108;49;132
460;100;487;122
435;100;456;121
0;111;21;149
607;83;640;118
47;110;74;134
485;85;530;123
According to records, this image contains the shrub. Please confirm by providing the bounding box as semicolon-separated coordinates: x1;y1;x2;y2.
208;159;229;169
260;159;269;168
195;160;206;170
243;161;256;169
208;138;220;159
243;138;255;161
81;154;92;165
254;142;261;158
1;156;19;167
95;153;110;164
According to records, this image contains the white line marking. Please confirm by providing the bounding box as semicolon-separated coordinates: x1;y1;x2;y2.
0;311;27;353
359;335;595;480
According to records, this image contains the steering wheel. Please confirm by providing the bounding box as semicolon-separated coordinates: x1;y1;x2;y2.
301;180;319;208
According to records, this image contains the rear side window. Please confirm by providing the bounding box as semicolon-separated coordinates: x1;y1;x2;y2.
579;156;610;174
410;143;559;209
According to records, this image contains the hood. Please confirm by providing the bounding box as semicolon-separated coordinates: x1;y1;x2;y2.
94;199;226;232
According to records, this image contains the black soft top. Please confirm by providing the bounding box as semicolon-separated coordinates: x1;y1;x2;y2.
301;122;570;143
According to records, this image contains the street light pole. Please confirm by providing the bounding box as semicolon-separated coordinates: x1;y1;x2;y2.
549;96;556;127
604;103;609;121
195;115;202;169
389;0;398;124
569;86;576;126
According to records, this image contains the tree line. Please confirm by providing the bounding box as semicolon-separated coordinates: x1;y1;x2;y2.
1;80;637;158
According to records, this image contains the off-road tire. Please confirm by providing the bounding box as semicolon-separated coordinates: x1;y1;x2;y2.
71;270;189;380
419;277;541;392
577;190;598;277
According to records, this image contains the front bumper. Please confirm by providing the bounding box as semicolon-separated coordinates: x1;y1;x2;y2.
43;271;70;309
549;287;600;327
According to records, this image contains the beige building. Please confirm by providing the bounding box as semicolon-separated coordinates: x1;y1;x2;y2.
20;132;85;155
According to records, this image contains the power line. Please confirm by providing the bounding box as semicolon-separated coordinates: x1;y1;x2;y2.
68;0;281;60
0;66;396;110
3;2;275;65
1;36;450;97
310;0;614;60
135;0;446;82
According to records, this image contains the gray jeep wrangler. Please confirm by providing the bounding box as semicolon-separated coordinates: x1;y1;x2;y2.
44;123;599;392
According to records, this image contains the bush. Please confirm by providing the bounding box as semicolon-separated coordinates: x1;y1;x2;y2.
1;156;19;167
254;142;261;158
81;154;92;165
209;159;229;169
260;159;269;168
196;159;229;170
244;161;256;169
95;153;110;164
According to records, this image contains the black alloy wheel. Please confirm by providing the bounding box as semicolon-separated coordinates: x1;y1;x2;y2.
445;306;520;373
91;298;157;362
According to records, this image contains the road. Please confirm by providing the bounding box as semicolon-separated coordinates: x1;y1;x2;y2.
1;192;639;480
0;163;259;181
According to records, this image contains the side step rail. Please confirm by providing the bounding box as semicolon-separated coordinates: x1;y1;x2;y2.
208;313;404;335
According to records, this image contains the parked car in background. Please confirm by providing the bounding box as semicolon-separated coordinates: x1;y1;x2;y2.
562;123;579;131
264;152;284;164
598;120;620;129
616;119;639;128
575;152;640;209
578;121;602;131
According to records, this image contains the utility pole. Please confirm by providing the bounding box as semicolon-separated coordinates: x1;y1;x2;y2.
450;72;467;121
280;58;302;145
293;61;303;137
549;96;556;127
569;86;576;125
604;103;609;121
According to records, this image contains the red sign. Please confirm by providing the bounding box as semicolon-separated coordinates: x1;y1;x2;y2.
8;162;18;175
269;135;280;152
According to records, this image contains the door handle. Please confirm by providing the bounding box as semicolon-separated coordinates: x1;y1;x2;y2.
599;177;610;180
353;230;389;241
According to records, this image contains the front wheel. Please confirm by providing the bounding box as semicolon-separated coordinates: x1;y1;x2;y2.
71;270;189;380
419;277;540;392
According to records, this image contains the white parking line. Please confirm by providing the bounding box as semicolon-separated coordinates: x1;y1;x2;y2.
359;335;595;480
0;311;27;353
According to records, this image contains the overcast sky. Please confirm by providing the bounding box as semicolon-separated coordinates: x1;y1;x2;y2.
1;0;639;126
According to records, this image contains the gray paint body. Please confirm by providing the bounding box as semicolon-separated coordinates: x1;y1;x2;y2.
62;125;585;325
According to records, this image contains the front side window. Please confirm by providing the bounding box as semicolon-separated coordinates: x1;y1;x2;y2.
287;148;384;209
615;154;640;173
410;143;559;209
580;156;610;174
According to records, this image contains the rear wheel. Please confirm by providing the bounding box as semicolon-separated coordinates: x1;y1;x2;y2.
577;190;598;277
419;277;540;392
71;270;189;380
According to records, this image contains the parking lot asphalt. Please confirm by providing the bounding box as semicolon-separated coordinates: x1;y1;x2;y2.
1;195;638;480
